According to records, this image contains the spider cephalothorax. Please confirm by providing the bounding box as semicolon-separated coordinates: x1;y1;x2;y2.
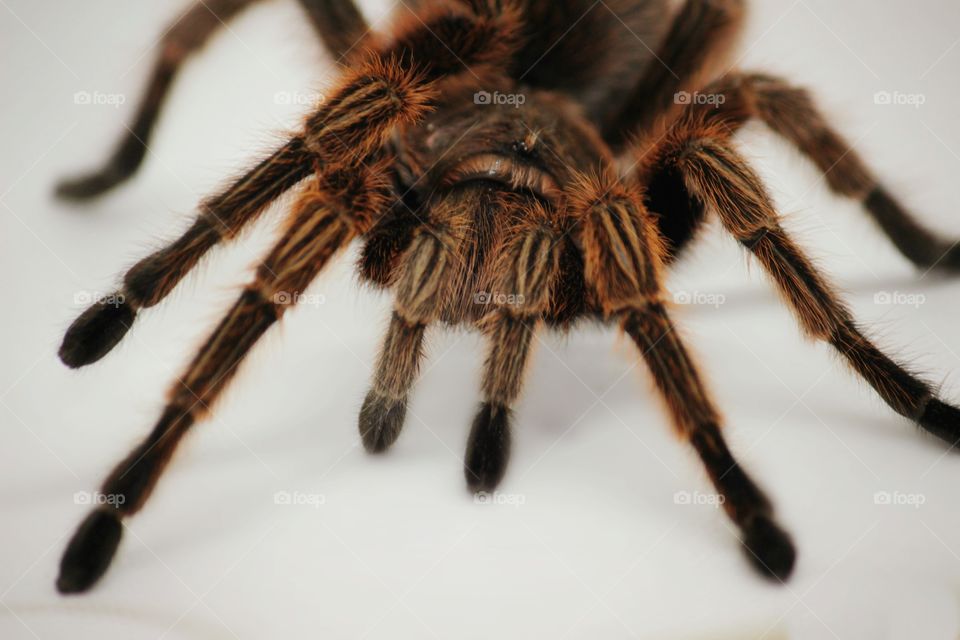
361;79;610;319
55;0;960;595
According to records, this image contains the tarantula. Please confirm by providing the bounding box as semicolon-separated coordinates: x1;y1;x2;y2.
55;0;960;594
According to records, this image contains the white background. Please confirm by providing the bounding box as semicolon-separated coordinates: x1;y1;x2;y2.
3;1;960;638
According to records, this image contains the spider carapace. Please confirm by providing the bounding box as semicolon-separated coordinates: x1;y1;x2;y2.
368;82;609;321
55;0;960;594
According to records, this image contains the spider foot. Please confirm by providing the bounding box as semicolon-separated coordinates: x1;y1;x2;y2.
55;167;128;202
358;390;407;453
930;247;960;272
919;398;960;447
741;513;796;582
57;509;123;594
59;297;135;368
464;403;511;493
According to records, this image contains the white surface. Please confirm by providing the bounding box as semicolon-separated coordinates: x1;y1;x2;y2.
3;1;960;638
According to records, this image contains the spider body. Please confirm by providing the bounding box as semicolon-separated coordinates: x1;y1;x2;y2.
362;81;607;326
54;0;960;596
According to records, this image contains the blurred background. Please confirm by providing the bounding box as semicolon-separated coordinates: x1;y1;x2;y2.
3;1;960;638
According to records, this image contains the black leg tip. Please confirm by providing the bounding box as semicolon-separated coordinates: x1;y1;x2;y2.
55;168;125;202
741;514;796;582
59;297;135;368
57;509;123;595
358;391;407;453
919;398;960;447
464;403;511;493
930;246;960;272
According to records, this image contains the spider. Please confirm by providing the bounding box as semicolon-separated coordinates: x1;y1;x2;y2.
55;0;960;595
